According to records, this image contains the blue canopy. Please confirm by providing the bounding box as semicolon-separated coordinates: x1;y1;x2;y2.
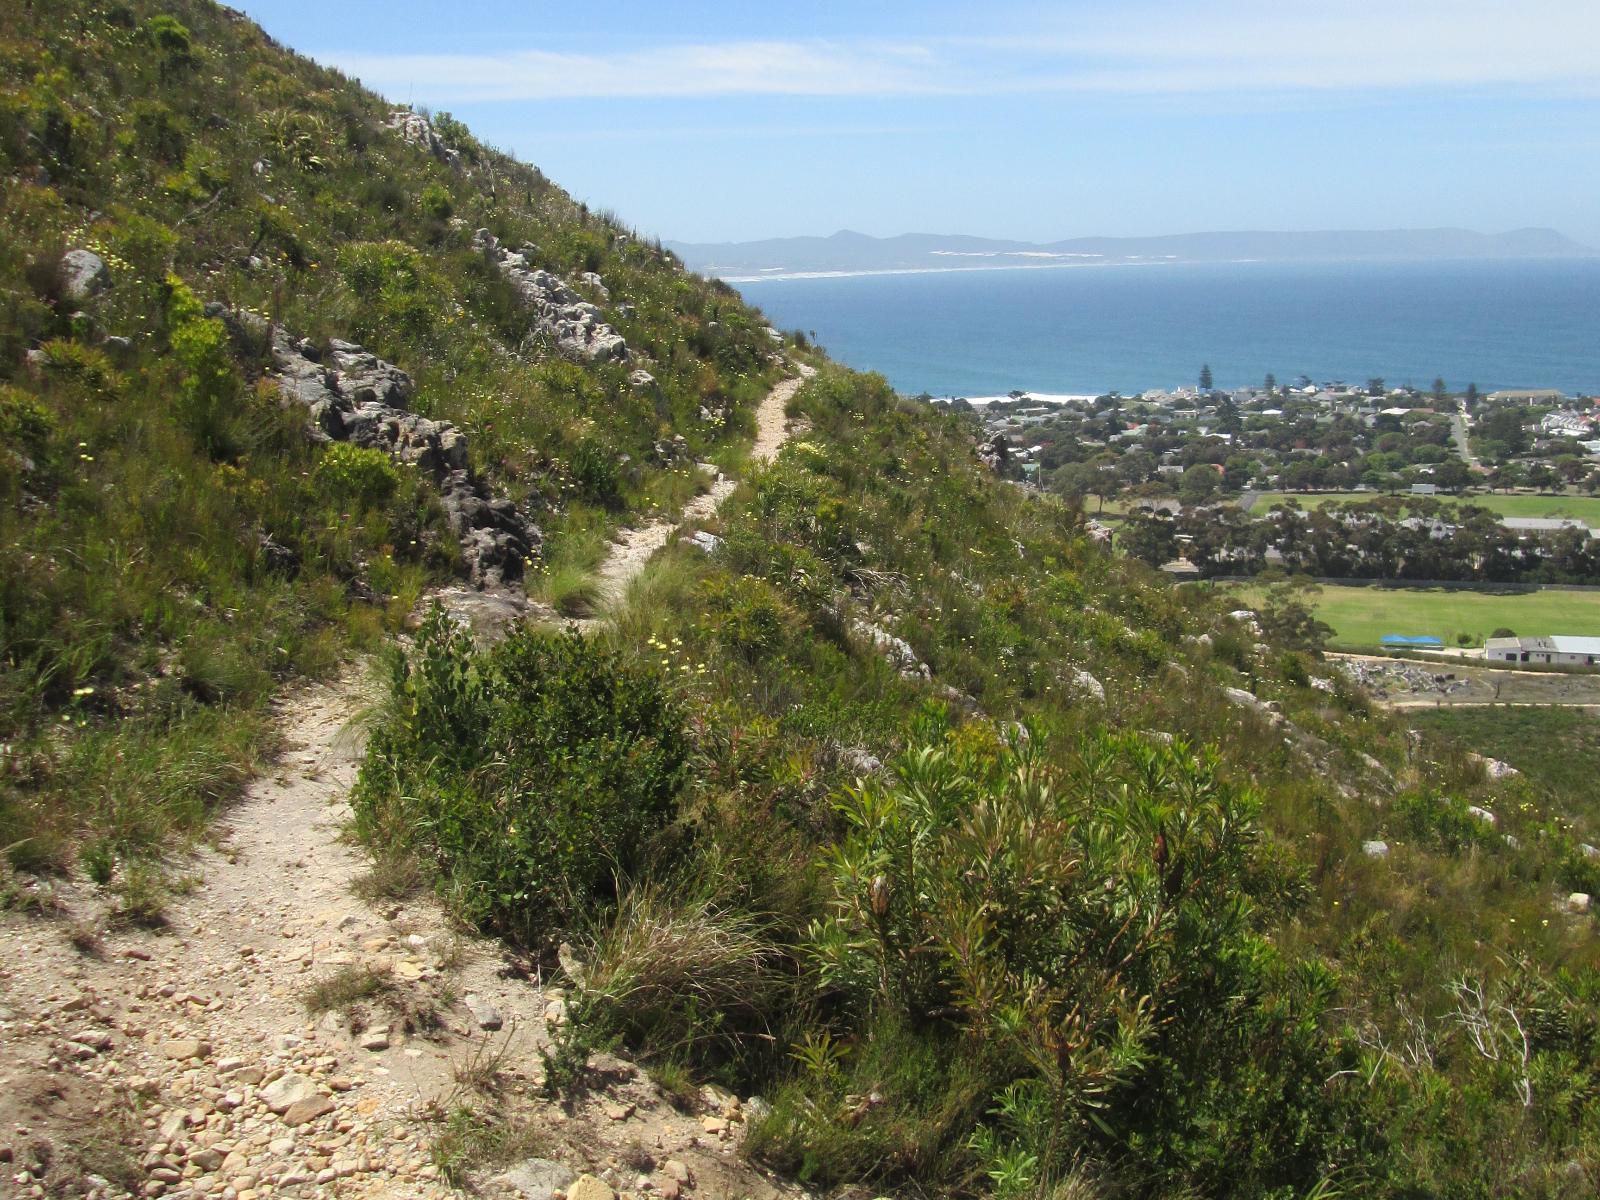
1380;634;1443;647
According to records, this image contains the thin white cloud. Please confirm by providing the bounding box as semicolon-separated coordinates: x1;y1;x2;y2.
331;40;947;102
326;1;1600;102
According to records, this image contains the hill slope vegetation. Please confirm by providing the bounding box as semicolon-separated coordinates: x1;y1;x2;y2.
3;4;1599;1198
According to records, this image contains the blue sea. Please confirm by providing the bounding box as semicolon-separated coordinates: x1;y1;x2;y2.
732;258;1600;399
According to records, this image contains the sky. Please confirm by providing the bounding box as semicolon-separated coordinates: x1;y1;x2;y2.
237;0;1600;247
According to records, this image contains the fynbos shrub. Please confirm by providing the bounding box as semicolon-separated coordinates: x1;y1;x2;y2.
352;608;688;944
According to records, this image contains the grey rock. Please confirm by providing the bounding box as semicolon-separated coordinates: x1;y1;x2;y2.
268;330;540;587
1466;805;1497;826
61;249;110;301
850;618;930;680
1362;840;1390;859
1566;892;1592;914
474;229;629;363
839;747;883;777
687;530;722;554
261;1072;319;1114
497;1159;576;1200
463;993;503;1031
386;109;460;166
628;369;656;389
1469;753;1520;780
1071;668;1106;703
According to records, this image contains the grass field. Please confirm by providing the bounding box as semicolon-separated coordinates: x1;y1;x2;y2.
1245;491;1600;526
1220;582;1600;649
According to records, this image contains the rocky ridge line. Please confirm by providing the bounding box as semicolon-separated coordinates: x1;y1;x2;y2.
267;326;540;589
473;231;629;364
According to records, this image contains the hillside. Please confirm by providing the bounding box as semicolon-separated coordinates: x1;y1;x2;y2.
668;227;1598;278
3;5;1600;1200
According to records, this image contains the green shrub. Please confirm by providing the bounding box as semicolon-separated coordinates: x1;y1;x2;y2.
353;608;688;945
418;182;453;221
313;441;400;510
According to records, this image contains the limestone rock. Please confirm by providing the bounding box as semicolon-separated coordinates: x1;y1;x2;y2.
1466;805;1497;826
1071;668;1106;703
161;1038;210;1061
1362;840;1390;860
850;619;929;680
463;992;503;1031
1469;753;1520;780
268;329;541;588
282;1095;335;1127
567;1173;616;1200
61;249;111;301
474;230;629;363
1566;892;1592;914
261;1072;319;1114
497;1158;575;1200
386;109;460;166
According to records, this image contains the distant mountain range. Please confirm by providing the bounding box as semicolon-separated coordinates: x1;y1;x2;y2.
667;227;1597;279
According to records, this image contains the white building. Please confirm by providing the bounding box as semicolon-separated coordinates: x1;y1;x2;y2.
1484;635;1600;667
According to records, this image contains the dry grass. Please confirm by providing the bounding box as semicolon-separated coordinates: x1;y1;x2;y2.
576;883;778;1059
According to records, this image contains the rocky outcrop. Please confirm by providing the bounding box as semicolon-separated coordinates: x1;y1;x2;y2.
60;248;110;301
269;330;539;588
850;618;930;679
474;230;629;363
386;109;460;167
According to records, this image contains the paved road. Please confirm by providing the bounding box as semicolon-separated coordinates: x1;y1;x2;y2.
1450;402;1480;469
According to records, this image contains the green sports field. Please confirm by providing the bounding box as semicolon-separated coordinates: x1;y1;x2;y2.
1220;583;1600;649
1245;491;1600;526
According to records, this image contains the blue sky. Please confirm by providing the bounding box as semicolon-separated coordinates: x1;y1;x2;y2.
237;1;1600;246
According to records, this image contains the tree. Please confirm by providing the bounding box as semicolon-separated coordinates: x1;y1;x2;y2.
1179;463;1222;505
1434;460;1471;494
1366;377;1387;397
1199;363;1213;392
1432;376;1448;405
1464;382;1480;409
1264;372;1276;394
1119;511;1179;567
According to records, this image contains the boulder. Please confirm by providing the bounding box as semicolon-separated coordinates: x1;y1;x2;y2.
850;619;929;680
497;1158;575;1200
1466;805;1497;826
1071;668;1106;703
1565;892;1592;915
60;249;110;301
261;1073;319;1114
1362;840;1390;859
568;1176;616;1200
463;993;503;1032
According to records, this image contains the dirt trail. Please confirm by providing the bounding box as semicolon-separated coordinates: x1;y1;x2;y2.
0;367;819;1200
592;368;812;608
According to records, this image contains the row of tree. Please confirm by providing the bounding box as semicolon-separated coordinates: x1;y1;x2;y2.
1121;498;1600;584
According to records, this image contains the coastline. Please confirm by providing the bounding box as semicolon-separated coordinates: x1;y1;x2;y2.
718;259;1180;284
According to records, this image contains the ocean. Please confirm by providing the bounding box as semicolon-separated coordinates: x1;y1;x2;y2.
730;258;1600;399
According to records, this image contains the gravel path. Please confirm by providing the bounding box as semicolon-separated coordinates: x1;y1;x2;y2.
591;367;812;609
0;366;820;1200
